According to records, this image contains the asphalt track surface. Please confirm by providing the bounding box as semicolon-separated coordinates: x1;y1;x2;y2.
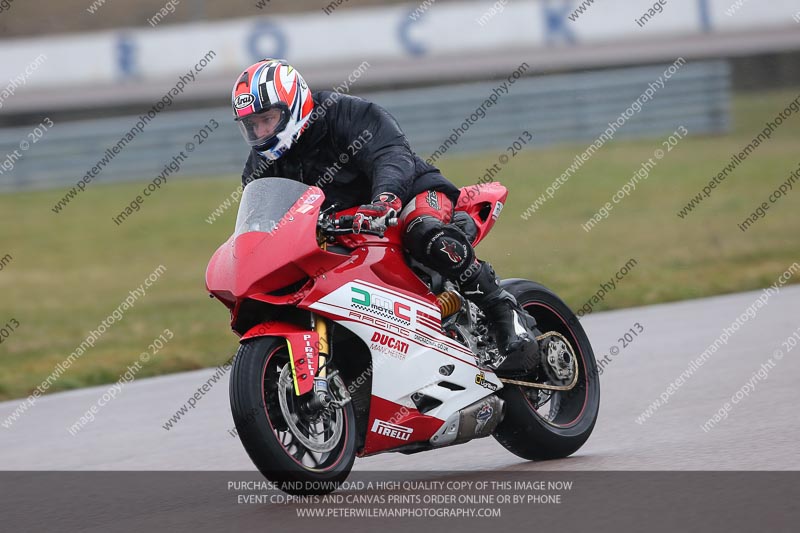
2;286;799;531
2;285;799;472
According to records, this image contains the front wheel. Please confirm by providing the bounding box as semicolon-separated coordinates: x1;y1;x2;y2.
492;280;600;460
229;336;357;494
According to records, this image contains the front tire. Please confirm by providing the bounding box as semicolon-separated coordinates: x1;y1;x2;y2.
230;336;356;494
492;280;600;460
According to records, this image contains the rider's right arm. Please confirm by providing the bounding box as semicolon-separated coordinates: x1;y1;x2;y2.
329;96;415;204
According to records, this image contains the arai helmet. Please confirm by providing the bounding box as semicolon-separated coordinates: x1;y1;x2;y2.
231;59;314;161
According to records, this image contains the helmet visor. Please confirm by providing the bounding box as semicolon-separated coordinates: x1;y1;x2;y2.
236;106;289;148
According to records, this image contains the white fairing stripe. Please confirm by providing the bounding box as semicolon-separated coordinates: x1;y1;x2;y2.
308;280;501;422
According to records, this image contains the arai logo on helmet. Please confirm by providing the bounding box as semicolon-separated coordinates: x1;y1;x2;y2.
234;93;255;109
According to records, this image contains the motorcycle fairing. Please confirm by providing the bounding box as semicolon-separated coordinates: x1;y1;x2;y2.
305;276;502;455
205;184;348;307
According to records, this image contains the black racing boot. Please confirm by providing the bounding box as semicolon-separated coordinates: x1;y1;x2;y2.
459;262;540;377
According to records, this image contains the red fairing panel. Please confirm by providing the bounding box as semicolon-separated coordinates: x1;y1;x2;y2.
359;395;444;456
205;186;348;303
299;244;435;315
455;182;508;247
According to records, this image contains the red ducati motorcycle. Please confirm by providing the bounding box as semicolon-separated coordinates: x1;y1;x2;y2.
206;178;599;492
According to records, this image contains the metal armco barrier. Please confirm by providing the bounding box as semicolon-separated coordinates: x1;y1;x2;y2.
0;60;730;192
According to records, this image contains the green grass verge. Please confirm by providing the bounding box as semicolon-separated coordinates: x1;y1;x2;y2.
0;88;798;401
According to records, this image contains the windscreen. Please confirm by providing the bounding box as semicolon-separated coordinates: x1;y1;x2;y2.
234;178;312;237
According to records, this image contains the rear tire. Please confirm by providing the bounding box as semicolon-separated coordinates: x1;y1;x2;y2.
492;280;600;460
230;336;356;494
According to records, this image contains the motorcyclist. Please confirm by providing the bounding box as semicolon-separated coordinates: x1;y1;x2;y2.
233;59;539;376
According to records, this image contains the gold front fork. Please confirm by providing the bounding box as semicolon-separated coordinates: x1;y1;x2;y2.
313;314;328;378
312;239;329;378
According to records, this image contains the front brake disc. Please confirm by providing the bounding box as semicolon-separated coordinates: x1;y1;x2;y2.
276;365;343;453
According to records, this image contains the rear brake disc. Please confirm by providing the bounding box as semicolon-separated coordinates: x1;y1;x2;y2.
498;331;579;391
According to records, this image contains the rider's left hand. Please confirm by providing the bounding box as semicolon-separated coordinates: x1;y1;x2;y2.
353;192;402;233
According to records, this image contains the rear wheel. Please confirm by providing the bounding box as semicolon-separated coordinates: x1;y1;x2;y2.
230;336;356;494
492;280;600;460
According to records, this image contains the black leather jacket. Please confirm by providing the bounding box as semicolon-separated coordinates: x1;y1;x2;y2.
240;91;460;209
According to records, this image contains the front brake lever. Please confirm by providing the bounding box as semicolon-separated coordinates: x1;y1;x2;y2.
320;203;338;217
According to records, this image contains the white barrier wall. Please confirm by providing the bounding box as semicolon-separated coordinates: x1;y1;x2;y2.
0;0;798;98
